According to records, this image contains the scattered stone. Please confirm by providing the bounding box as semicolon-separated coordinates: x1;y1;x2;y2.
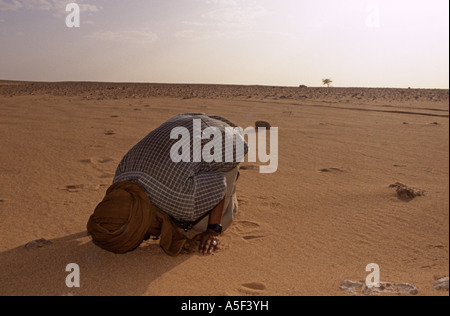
433;277;449;291
340;280;418;296
340;280;363;295
389;182;425;201
25;238;53;250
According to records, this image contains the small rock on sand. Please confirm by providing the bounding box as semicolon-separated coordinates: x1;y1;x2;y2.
433;277;449;291
389;182;425;201
373;282;418;296
340;280;418;296
339;280;363;295
25;238;53;249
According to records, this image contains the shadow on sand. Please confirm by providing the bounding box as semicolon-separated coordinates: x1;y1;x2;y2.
0;232;190;296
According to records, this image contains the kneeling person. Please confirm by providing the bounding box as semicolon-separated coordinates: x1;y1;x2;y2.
87;113;247;256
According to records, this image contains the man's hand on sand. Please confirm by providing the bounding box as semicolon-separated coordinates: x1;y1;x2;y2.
195;230;221;255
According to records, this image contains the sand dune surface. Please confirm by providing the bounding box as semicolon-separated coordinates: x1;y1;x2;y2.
0;81;448;296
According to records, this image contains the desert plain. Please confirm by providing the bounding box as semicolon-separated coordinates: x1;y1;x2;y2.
0;81;448;296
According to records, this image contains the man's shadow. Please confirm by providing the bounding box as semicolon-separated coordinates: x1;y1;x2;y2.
0;231;190;296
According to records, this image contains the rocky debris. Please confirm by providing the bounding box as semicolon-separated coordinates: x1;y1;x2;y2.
1;82;448;105
340;280;363;295
25;238;53;249
389;182;426;201
433;277;449;291
340;280;418;296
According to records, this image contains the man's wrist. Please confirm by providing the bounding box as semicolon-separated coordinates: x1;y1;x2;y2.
207;224;223;234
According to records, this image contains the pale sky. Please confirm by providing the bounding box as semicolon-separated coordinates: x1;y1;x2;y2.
0;0;449;88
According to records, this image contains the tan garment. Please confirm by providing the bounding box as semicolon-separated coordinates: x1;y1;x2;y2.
87;181;186;256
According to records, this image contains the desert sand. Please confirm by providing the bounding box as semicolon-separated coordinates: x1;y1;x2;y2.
0;81;448;296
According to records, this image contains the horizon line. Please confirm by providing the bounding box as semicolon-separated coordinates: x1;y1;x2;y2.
0;79;449;91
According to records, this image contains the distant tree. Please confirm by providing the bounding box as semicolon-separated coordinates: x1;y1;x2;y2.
322;78;332;88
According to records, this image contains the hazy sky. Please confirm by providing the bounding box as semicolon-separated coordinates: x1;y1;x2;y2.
0;0;449;88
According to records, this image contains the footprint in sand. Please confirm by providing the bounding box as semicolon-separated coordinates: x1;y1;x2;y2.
59;184;85;193
98;173;115;179
238;282;267;295
104;130;116;136
256;196;281;208
80;157;114;165
319;168;345;173
90;144;105;149
237;198;248;206
240;164;259;171
58;184;108;193
80;157;115;180
231;220;266;241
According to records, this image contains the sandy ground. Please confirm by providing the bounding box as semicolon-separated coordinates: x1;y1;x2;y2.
0;81;448;296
